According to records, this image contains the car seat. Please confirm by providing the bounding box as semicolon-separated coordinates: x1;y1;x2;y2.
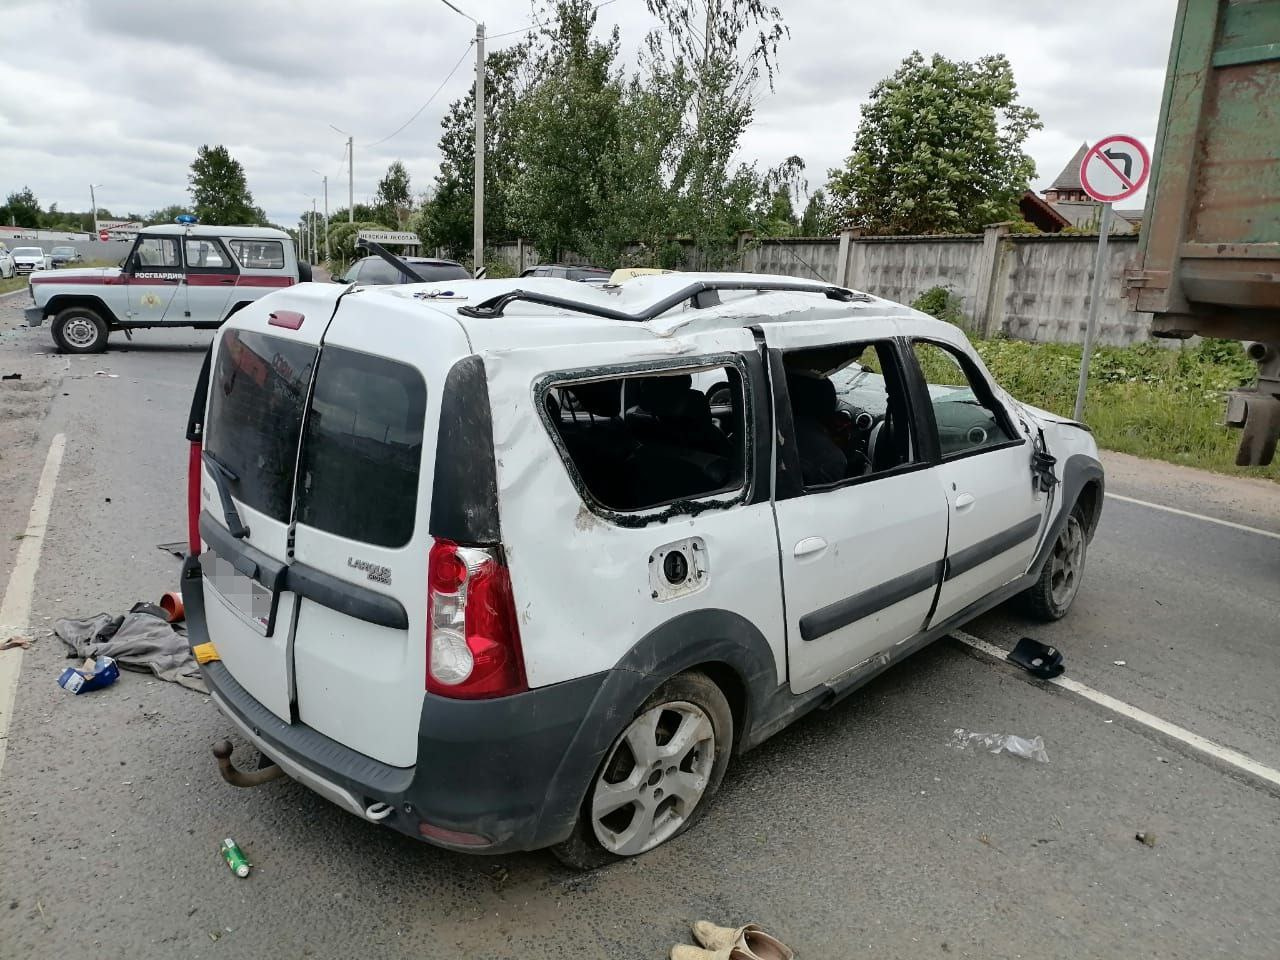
625;375;731;458
786;372;847;486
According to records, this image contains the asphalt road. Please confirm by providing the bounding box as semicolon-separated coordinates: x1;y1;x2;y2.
1;291;1278;959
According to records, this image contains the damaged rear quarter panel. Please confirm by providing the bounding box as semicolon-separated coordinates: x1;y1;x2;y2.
479;328;788;691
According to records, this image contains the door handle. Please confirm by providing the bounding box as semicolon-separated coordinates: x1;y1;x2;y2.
793;536;828;559
954;493;976;511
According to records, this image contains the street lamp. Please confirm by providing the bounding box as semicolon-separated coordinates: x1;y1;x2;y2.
89;184;103;238
329;124;354;223
438;0;485;276
311;169;330;262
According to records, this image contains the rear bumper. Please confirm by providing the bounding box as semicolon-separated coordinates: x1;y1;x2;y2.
181;555;606;854
24;306;43;327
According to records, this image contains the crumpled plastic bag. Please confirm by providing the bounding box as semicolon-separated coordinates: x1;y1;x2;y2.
950;728;1049;763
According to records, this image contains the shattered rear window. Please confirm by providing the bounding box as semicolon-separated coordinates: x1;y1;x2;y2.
204;329;317;523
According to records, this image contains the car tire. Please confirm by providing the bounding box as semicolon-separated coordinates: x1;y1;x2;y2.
1018;502;1089;621
551;671;734;870
52;307;109;354
297;261;313;283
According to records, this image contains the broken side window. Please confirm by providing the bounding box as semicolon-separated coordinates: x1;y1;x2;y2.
544;364;747;512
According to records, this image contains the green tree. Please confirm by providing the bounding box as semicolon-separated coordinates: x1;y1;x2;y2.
374;160;413;228
799;188;832;236
421;42;530;258
329;203;380;224
640;0;787;260
507;0;626;260
3;187;41;228
327;220;392;263
752;155;806;236
188;144;264;225
146;204;193;225
827;52;1041;235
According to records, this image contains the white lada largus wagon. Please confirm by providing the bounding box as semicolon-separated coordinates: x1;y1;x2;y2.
181;271;1102;867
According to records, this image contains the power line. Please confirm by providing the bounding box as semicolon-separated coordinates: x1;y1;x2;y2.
363;41;475;148
437;0;476;23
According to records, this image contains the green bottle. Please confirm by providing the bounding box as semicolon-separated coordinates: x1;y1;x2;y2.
220;838;251;878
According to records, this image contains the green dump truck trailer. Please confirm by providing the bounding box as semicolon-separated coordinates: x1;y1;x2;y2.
1127;0;1280;465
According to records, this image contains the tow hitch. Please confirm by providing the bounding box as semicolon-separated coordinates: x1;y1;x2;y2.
212;739;285;788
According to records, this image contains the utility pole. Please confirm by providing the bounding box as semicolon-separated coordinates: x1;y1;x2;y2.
330;125;355;222
473;21;485;276
90;184;101;237
437;1;485;275
313;170;331;262
311;198;318;263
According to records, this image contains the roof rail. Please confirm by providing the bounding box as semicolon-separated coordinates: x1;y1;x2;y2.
455;278;870;321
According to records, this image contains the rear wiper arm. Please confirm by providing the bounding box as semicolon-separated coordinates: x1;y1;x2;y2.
202;451;250;539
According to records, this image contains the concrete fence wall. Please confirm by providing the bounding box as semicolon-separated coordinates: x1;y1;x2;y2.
490;229;1153;345
738;229;1150;346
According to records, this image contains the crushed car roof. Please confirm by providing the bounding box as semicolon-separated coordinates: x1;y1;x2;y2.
335;271;956;350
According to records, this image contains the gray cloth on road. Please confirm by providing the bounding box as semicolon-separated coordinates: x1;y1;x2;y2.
53;606;206;693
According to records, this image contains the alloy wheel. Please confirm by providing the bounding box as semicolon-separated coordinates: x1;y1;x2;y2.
590;700;716;856
1049;514;1085;609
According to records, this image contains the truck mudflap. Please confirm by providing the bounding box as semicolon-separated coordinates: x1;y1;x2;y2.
24;306;43;327
1225;342;1280;467
1226;393;1280;466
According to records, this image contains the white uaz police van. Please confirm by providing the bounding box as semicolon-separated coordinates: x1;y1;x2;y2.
26;223;306;353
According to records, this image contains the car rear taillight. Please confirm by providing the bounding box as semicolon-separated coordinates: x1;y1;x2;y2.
426;539;527;699
187;441;202;555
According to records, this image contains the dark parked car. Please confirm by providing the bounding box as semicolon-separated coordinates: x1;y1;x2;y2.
520;264;611;283
337;256;469;285
49;246;83;267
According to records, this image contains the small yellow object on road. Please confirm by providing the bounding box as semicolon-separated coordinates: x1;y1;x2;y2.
193;642;220;665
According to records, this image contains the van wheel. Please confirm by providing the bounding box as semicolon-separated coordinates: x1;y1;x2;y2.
53;307;109;354
551;671;733;870
1018;503;1088;621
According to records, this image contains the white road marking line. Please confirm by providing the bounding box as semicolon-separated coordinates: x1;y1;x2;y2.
0;434;66;778
1105;492;1280;541
952;629;1280;791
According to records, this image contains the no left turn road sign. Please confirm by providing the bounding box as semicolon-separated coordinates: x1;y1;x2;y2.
1079;135;1150;204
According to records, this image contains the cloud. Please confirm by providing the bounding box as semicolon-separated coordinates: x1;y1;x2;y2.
0;0;1176;224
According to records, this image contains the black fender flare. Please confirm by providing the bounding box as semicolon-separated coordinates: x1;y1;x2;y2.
532;608;780;844
43;294;121;326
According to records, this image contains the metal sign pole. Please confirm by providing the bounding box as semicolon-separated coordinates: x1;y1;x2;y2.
1074;201;1114;421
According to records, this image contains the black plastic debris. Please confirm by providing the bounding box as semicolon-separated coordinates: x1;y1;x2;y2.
1007;636;1064;680
2;373;21;381
156;541;187;560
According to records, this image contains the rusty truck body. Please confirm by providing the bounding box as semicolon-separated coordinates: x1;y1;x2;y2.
1127;0;1280;465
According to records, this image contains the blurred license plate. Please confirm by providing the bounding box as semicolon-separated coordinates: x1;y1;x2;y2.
202;549;275;635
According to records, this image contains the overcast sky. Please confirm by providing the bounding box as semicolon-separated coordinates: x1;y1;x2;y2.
0;0;1177;227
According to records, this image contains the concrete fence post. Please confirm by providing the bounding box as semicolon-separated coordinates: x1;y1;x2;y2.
973;223;1010;338
835;230;852;288
736;231;754;272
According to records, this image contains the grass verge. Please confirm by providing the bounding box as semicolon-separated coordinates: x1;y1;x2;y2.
972;337;1278;482
0;275;29;296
